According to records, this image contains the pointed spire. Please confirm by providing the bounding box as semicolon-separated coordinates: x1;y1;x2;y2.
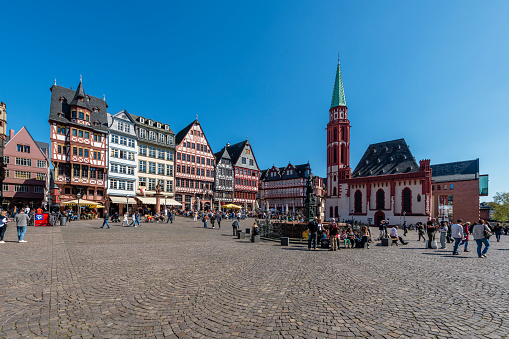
80;74;83;83
103;94;106;101
54;78;57;85
196;114;198;121
70;77;89;109
330;56;347;109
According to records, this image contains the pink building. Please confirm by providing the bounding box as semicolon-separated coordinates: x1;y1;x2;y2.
2;127;49;210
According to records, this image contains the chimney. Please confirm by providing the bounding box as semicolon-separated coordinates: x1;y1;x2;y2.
9;129;14;140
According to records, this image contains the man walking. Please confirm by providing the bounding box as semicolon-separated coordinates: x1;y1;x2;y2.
216;213;222;229
451;219;464;255
166;209;173;223
101;211;110;229
307;216;319;250
15;209;30;242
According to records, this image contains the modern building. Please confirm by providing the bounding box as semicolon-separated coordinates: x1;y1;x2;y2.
431;159;488;223
259;162;325;217
106;110;138;214
0;102;7;203
175;119;215;211
48;79;109;211
2;127;49;209
226;139;260;211
213;145;234;210
130;114;176;211
325;61;432;226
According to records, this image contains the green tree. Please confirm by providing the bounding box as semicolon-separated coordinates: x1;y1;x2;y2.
491;192;509;222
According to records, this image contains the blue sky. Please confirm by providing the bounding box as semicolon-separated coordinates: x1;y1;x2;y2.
1;0;507;201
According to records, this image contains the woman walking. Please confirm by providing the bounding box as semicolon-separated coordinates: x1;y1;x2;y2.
0;211;8;243
460;222;471;252
493;223;503;242
472;219;491;258
329;218;339;251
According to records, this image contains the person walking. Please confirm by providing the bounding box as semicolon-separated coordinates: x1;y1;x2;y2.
0;211;8;243
438;221;448;249
493;223;503;242
216;213;222;229
307;217;319;250
166;209;173;223
101;212;110;229
203;214;208;228
403;222;408;236
329;218;339;251
210;213;216;229
460;222;471;252
417;223;426;242
426;220;437;249
15;209;30;242
451;219;464;255
472;219;491;258
121;213;130;227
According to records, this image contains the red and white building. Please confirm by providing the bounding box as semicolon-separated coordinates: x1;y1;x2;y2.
325;61;432;226
226;140;259;211
259;162;325;218
48;79;108;209
175;119;215;211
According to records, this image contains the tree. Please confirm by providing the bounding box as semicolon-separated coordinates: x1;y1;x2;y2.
491;192;509;222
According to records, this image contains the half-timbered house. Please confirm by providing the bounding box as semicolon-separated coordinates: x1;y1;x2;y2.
213;145;234;210
48;79;108;210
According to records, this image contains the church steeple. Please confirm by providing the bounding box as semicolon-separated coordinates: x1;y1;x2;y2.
330;60;346;109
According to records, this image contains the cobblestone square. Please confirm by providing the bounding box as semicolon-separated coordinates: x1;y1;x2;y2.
1;218;508;338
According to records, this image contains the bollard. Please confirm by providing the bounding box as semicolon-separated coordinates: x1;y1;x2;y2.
280;237;289;246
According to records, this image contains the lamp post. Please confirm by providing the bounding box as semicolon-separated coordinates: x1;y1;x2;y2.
76;191;82;221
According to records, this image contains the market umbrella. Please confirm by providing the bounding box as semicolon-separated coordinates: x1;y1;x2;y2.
224;203;242;209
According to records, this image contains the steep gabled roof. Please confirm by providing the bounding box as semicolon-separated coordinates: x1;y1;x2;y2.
226;140;248;164
35;141;50;158
431;159;479;183
214;146;231;164
262;163;312;181
49;82;108;132
175;120;196;146
352;138;419;178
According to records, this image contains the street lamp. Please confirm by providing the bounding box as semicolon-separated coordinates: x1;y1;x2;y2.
76;191;82;221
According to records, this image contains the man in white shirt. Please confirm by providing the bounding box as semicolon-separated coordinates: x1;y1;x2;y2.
451;219;464;255
390;226;409;245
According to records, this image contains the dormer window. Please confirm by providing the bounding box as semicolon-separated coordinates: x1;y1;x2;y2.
79;98;84;102
156;122;161;128
139;117;145;123
86;95;91;101
71;111;77;118
58;112;64;117
59;96;66;103
165;125;169;131
93;120;100;126
85;114;90;122
93;106;99;113
148;120;153;126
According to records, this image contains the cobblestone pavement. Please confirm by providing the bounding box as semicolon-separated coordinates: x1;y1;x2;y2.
0;218;508;338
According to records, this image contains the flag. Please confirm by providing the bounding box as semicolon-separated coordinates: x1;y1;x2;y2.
140;188;146;196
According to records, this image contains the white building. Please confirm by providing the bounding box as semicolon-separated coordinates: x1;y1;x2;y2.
106;110;138;214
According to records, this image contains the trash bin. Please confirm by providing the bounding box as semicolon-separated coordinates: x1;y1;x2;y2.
381;237;389;246
60;216;67;226
280;237;289;246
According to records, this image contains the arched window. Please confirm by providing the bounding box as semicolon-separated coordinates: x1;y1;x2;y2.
333;128;337;142
376;189;385;209
333;187;337;196
329;206;333;219
333;147;337;164
354;190;362;213
341;144;346;163
335;206;339;218
417;194;421;202
403;188;412;213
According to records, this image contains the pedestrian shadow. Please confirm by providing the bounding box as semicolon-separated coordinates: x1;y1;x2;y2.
497;248;509;251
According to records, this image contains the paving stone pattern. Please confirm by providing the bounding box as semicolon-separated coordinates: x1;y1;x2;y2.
0;218;508;338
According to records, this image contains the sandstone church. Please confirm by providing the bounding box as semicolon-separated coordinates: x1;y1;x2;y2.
325;62;432;226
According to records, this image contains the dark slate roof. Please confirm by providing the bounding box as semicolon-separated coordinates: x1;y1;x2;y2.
129;113;175;135
226;140;248;164
214;147;231;164
431;159;479;182
352;138;419;178
49;83;109;132
69;81;90;110
175;120;196;146
259;169;268;180
36;141;49;157
262;163;312;182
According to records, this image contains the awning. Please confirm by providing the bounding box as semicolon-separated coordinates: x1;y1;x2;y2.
165;199;182;206
136;197;158;205
109;196;137;204
63;199;101;207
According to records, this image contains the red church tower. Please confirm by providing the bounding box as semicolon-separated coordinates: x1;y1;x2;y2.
326;60;351;198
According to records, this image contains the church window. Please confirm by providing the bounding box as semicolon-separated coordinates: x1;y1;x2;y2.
403;188;412;213
335;206;339;218
333;128;337;142
417;194;421;202
376;189;385;209
354;190;362;213
333;147;337;164
329;206;333;219
341;145;345;163
333;187;337;196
